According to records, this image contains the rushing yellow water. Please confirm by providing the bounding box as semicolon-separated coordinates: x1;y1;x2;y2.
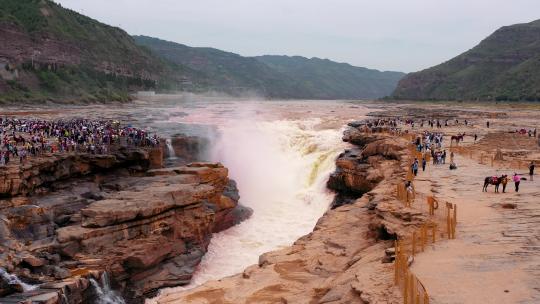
147;100;371;303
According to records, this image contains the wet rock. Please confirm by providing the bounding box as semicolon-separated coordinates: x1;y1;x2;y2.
52;266;70;279
327;145;388;208
0;276;21;297
53;214;72;227
128;249;205;298
43;253;61;264
213;204;253;233
22;254;46;268
223;180;241;202
80;191;104;201
167;134;210;164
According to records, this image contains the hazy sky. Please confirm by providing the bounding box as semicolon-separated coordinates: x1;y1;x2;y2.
55;0;540;72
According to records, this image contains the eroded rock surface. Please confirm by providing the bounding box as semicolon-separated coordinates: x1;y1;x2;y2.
0;147;251;303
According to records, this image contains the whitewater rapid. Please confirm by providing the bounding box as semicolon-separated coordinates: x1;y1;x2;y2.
148;102;357;302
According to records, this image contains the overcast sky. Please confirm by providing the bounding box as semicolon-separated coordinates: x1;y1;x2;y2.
55;0;540;72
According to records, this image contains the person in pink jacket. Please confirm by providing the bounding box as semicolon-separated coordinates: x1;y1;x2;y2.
513;173;521;192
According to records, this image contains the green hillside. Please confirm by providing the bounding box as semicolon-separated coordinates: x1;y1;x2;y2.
133;35;300;97
0;0;190;103
134;36;405;99
392;19;540;101
256;55;405;99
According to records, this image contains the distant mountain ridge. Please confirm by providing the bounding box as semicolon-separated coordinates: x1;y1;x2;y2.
132;35;300;98
392;19;540;101
0;0;404;103
133;35;405;99
256;55;405;99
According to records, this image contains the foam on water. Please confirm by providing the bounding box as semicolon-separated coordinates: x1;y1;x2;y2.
149;115;347;301
0;268;38;292
165;138;177;159
90;272;126;304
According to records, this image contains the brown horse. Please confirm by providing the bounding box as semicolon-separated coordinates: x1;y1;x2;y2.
483;175;503;192
451;134;464;145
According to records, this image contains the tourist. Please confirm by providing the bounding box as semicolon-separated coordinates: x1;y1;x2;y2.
422;157;426;172
412;159;419;176
406;181;414;203
487;121;490;128
474;134;478;142
19;149;26;164
513;173;521;192
0;117;160;165
442;150;447;164
529;161;535;181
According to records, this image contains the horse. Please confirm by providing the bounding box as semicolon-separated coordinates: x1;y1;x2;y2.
500;175;508;193
451;134;464;145
483;175;503;192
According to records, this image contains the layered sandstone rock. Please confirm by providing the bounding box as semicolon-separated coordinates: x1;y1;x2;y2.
0;148;251;303
0;147;157;198
153;126;427;304
327;132;404;208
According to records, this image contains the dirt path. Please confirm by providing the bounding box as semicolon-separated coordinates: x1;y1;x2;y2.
412;153;540;304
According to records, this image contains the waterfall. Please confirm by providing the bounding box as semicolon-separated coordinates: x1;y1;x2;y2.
148;117;347;303
165;138;177;159
89;272;126;304
0;267;37;292
146;101;370;304
61;293;70;304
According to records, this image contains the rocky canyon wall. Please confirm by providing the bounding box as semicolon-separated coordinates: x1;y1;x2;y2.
0;145;251;303
153;123;429;304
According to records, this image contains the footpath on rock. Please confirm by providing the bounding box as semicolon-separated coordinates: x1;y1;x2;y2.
390;104;540;304
412;149;540;303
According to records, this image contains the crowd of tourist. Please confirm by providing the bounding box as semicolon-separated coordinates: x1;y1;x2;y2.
416;131;445;151
0;117;160;166
356;115;537;197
